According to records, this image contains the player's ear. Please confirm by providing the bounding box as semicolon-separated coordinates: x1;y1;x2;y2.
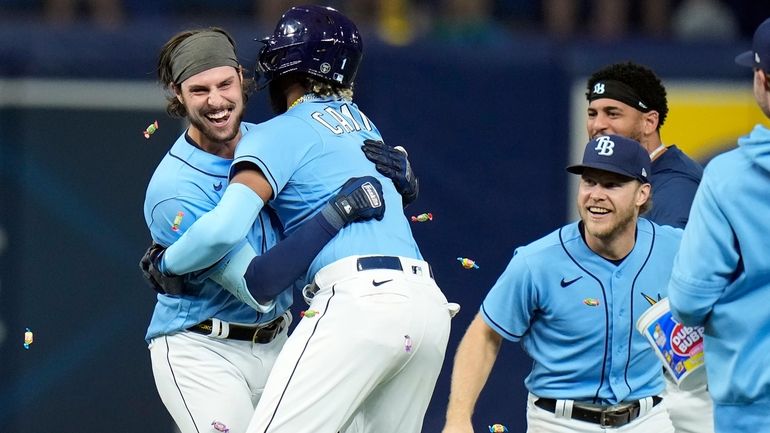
642;110;659;135
171;83;183;104
636;182;651;208
762;69;770;92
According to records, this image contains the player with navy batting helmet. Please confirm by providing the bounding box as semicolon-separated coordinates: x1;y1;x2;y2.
154;5;456;433
141;24;418;433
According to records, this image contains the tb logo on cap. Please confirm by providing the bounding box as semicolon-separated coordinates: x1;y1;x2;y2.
593;83;605;95
594;136;615;156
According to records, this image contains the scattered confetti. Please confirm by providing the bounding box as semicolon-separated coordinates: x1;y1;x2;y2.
143;120;159;139
488;424;508;433
457;257;479;269
404;335;412;353
211;421;229;432
300;309;319;318
583;298;600;307
171;211;184;232
410;212;433;223
23;328;33;349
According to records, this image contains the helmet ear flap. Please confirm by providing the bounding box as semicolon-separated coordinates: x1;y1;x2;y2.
255;45;289;90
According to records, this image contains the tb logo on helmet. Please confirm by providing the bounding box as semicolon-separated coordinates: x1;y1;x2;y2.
594;136;615;156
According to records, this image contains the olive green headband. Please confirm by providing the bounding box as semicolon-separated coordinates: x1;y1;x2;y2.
170;31;239;84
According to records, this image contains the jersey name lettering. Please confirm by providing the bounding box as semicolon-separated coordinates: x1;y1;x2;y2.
311;103;373;135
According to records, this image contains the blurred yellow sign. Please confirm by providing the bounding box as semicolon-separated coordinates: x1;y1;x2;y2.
665;82;767;161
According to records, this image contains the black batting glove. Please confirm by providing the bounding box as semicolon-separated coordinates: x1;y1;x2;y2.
139;243;185;296
362;139;419;206
320;176;385;231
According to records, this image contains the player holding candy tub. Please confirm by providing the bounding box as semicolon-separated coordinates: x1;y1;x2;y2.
636;298;706;391
668;17;770;433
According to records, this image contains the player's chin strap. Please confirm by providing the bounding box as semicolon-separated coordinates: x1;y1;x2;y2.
553;399;574;419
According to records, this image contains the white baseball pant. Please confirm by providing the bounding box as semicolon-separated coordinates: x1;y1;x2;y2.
149;318;289;433
661;374;714;433
245;255;454;433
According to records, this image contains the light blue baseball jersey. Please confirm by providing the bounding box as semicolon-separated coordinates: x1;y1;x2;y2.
143;123;292;342
233;96;422;283
481;218;682;405
668;124;770;433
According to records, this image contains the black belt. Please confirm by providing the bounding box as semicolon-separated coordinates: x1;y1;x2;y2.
356;256;433;279
187;315;286;344
534;396;663;428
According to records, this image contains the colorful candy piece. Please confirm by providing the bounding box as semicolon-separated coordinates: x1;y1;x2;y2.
457;257;479;269
410;213;433;222
143;120;159;139
488;424;508;433
24;328;33;349
301;309;319;318
211;421;229;433
171;211;184;232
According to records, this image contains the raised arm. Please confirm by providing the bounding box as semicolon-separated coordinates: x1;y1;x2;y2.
442;313;503;433
362;139;419;206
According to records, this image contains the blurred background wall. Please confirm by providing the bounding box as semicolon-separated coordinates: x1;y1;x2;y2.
0;1;768;432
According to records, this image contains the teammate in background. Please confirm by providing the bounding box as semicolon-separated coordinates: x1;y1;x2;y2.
153;6;454;433
668;16;770;433
141;27;414;433
584;61;712;433
442;135;680;433
586;61;703;229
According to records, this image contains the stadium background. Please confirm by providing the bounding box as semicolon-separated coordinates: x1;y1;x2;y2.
0;1;767;432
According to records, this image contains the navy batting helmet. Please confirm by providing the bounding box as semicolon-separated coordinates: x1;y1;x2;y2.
255;5;363;89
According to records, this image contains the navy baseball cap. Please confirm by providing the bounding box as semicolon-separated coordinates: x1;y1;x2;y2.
567;135;650;183
735;17;770;71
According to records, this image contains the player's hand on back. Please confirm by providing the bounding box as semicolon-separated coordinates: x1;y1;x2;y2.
321;176;385;230
139;243;185;296
362;139;419;206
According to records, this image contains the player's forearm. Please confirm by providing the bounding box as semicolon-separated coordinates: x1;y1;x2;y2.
445;314;502;425
163;183;264;274
243;210;338;302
